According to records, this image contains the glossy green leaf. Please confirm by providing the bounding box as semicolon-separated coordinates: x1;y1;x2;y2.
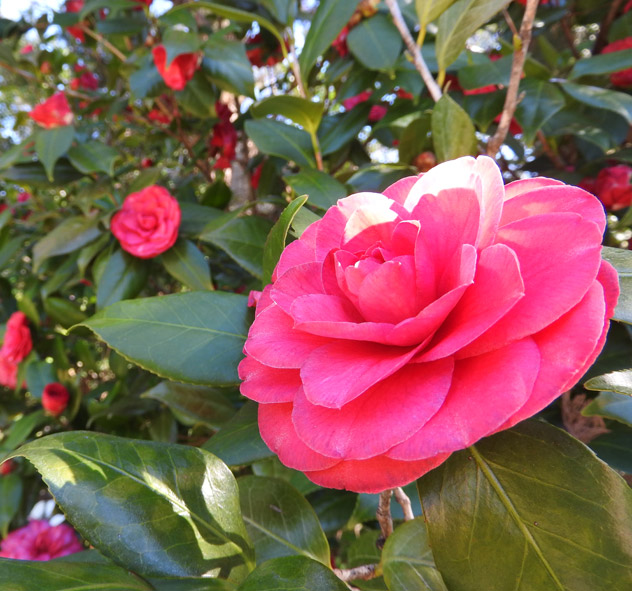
141;381;235;429
76;291;250;386
96;249;149;309
0;139;31;170
35;126;75;182
436;0;510;71
398;115;432;164
180;203;224;237
318;104;371;156
458;54;512;90
176;74;218;119
251;457;319;497
245;119;315;168
44;296;88;328
0;410;47;454
570;48;632;79
590;424;632;474
255;0;293;24
343;529;384;589
416;0;460;33
161;239;213;291
96;15;146;35
162;28;200;65
203;402;274;466
200;215;272;280
347;14;402;72
25;359;57;399
514;79;565;144
80;0;140;17
238;476;330;565
0;160;83;186
347;165;414;193
431;94;478;161
32;216;100;272
238;556;347;591
382;519;447;591
262;196;308;286
67;141;119;176
149;577;236;591
582;391;632;428
0;236;25;269
0;473;22;538
602;246;632;324
418;420;632;591
251;96;323;135
284;169;346;211
585;369;632;396
0;558;152;591
203;38;255;97
299;0;359;81
8;432;255;580
129;62;164;100
561;82;632;125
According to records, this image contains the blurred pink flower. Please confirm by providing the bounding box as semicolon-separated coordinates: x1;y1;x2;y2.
0;520;83;560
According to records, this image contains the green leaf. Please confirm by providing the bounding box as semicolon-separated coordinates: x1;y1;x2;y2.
35;126;75;182
347;165;415;193
96;249;149;309
162;28;200;65
458;54;512;90
203;38;255;97
149;577;236;591
251;96;323;135
255;0;293;24
418;420;632;591
176;74;218;119
602;246;632;324
245;119;315;168
161;239;213;291
514;79;565;145
67;141;119;176
96;15;146;35
382;519;448;591
262;196;308;286
0;473;22;538
32;216;101;272
141;381;235;429
435;0;510;72
251;457;319;497
318;104;371;156
0;236;25;269
238;476;330;566
416;0;460;32
561;82;632;125
582;391;632;428
284;169;347;211
0;139;31;170
585;369;632;396
431;94;478;161
25;359;57;399
203;402;274;466
590;424;632;474
570;48;632;79
0;410;47;454
8;432;254;580
0;160;83;187
0;558;153;591
347;14;403;72
398;115;432;164
200;215;273;280
238;556;348;591
129;62;164;99
299;0;359;80
76;291;250;386
44;296;88;328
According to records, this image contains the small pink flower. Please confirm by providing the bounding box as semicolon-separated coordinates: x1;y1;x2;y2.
42;383;71;416
1;312;32;364
0;520;83;560
342;90;371;111
580;164;632;210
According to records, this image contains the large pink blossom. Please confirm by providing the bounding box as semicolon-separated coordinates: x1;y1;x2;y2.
239;155;618;493
0;520;83;560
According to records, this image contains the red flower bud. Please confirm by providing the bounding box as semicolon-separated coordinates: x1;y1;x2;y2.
42;383;71;416
0;459;15;476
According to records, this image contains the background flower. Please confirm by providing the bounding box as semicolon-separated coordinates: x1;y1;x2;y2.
152;45;200;90
0;520;83;560
42;383;70;416
29;92;74;128
1;311;32;364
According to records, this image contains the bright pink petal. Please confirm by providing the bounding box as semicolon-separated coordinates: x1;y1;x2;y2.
388;338;539;460
342;204;400;252
273;239;316;281
304;452;451;494
258;403;340;471
383;175;421;205
301;340;421;408
238;356;301;403
504;177;564;200
270;262;326;314
293;358;453;459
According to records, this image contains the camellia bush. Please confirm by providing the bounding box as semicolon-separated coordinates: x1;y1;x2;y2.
2;0;632;588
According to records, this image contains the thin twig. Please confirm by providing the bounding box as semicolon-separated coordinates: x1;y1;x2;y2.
384;0;442;102
536;130;564;169
593;0;625;54
334;564;378;582
560;15;580;60
0;61;36;80
393;487;415;521
377;489;394;540
502;8;519;38
487;0;538;157
287;37;308;99
80;25;128;62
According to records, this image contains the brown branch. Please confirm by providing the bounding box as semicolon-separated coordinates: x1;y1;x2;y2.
80;25;128;62
393;487;415;521
487;0;538;157
561;15;580;60
377;489;393;540
593;0;625;55
334;564;378;582
502;8;519;38
0;61;36;80
384;0;442;102
287;37;308;99
536;130;564;169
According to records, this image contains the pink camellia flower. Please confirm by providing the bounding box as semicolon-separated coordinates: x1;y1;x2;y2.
70;71;98;91
602;37;632;87
20;44;34;55
152;45;200;91
0;520;83;560
1;312;32;364
65;0;86;43
581;164;632;211
210;102;238;170
342;90;372;111
110;185;181;259
29;92;74;129
0;355;18;389
42;383;71;416
239;155;618;493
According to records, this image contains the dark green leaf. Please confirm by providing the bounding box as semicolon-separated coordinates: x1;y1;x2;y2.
96;15;146;35
0;160;83;186
25;359;57;399
67;141;119;176
514;79;566;144
251;457;319;496
162;29;200;65
382;519;448;591
35;126;75;182
203;38;254;97
0;236;25;269
238;476;330;565
418;420;632;591
161;239;213;291
561;82;632;125
203;402;274;466
245;119;315;168
284;169;347;211
570;48;632;79
180;203;225;237
582;391;632;428
176;74;218;119
141;381;235;429
238;556;347;591
44;296;89;329
251;96;323;135
0;558;152;591
96;249;149;309
398;115;432;164
585;370;632;396
8;432;255;580
262;196;308;286
299;0;359;81
458;55;512;90
416;0;460;33
318;104;371;156
149;577;236;591
0;410;46;454
76;291;250;386
0;473;22;538
431;94;478;161
589;424;632;474
129;63;164;99
0;139;31;170
602;246;632;324
255;0;294;24
347;165;415;193
347;14;403;72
